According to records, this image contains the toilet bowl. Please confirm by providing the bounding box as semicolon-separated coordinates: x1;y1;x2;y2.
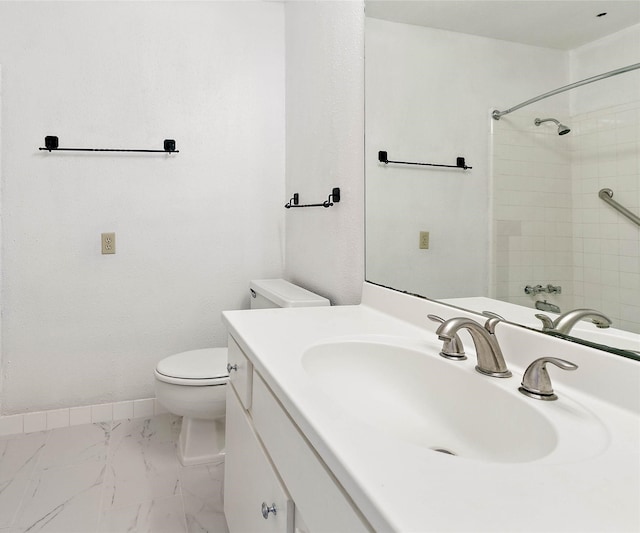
154;279;330;466
154;348;229;466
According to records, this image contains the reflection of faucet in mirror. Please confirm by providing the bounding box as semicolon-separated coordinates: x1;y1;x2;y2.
535;309;612;335
535;300;560;313
481;310;505;321
436;317;512;378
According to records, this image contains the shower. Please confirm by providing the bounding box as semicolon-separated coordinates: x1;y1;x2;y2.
534;117;571;135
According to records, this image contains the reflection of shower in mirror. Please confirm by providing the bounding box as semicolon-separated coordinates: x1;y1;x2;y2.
534;117;571;135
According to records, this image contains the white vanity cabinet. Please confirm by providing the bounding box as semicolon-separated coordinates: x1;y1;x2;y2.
224;381;294;532
224;334;371;533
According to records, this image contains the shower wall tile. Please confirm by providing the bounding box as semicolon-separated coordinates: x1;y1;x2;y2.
571;100;640;334
492;100;640;335
491;114;573;312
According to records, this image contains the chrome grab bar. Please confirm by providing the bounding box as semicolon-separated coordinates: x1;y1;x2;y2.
598;188;640;227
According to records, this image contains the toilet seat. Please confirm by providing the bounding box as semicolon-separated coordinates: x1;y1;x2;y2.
155;348;229;386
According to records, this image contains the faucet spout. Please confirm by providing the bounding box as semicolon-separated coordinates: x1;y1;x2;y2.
436;317;512;378
535;308;612;335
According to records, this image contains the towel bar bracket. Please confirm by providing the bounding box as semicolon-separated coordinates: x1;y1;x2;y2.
285;187;340;209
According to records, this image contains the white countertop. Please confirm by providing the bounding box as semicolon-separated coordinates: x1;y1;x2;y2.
223;283;640;532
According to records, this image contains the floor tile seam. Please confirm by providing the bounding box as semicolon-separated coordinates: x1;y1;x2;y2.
96;454;112;530
26;430;52;476
98;417;118;521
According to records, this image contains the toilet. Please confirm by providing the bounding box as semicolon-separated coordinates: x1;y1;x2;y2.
154;279;330;466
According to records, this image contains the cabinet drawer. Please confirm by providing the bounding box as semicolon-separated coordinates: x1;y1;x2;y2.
227;335;253;409
224;386;294;533
252;373;371;533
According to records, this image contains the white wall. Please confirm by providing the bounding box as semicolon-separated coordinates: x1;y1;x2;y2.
284;1;365;305
365;17;568;298
570;24;640;115
0;2;286;413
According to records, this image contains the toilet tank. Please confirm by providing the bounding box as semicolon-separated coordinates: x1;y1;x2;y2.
249;279;330;309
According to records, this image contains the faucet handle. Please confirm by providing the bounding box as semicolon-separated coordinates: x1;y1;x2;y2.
428;315;466;360
482;316;501;334
519;357;578;401
534;313;554;331
482;310;505;321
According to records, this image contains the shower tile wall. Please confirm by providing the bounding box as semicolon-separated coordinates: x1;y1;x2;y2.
571;101;640;334
491;114;573;313
491;103;640;335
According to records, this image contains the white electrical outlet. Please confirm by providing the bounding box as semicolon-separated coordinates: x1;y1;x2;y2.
101;232;116;254
419;231;430;249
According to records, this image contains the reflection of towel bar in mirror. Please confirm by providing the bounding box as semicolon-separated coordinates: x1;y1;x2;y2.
599;188;640;227
378;150;472;170
39;136;179;153
285;188;341;209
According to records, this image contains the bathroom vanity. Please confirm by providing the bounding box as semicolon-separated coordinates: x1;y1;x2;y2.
224;335;369;532
222;283;640;532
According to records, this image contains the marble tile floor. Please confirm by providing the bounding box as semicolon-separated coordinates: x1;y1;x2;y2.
0;413;229;533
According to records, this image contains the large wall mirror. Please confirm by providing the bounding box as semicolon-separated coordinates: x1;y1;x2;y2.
364;1;640;359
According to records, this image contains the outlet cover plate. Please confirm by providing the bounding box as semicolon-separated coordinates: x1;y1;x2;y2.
101;232;116;254
419;231;429;250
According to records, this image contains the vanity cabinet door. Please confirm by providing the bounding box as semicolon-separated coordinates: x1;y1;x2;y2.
252;373;371;533
227;335;253;409
224;385;294;533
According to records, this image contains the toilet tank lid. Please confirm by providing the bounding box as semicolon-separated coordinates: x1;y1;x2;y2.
156;348;228;380
250;279;330;307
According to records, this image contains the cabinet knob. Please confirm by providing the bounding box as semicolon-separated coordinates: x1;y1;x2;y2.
261;502;277;519
226;363;238;373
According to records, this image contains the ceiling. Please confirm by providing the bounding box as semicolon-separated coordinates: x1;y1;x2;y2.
365;1;640;50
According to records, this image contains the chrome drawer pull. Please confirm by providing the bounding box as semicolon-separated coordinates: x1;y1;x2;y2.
261;502;277;519
226;363;238;373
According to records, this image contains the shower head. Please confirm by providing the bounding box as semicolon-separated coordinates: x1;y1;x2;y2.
535;118;571;135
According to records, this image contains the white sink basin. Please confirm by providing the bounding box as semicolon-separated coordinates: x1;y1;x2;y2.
302;337;607;464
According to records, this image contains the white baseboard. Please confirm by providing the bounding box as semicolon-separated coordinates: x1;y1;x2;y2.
0;398;170;437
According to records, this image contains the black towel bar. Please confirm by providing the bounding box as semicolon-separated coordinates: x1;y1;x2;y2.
285;188;340;208
39;136;179;153
378;150;471;170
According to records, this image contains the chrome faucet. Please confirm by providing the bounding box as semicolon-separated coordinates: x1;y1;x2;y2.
435;317;512;378
535;308;612;335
